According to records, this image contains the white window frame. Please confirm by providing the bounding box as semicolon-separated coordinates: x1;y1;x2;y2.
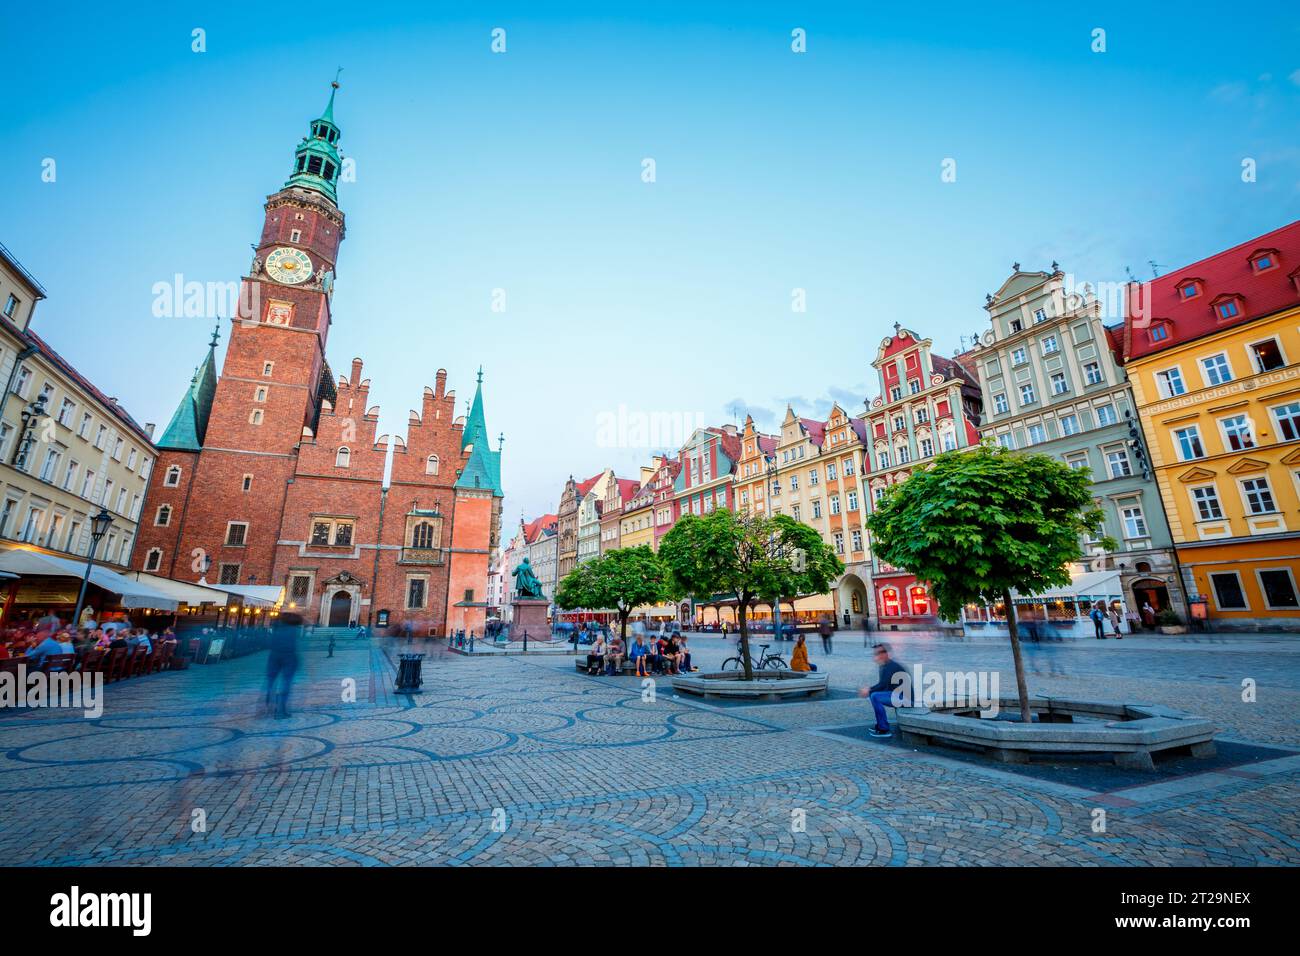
1207;570;1249;611
1199;352;1234;387
1255;566;1300;611
1188;484;1223;521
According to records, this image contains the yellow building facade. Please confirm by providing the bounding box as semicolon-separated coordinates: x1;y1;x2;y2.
1125;222;1300;628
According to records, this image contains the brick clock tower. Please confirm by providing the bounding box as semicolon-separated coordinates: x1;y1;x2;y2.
134;82;503;635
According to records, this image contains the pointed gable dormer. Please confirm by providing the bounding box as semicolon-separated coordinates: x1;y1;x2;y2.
157;323;220;451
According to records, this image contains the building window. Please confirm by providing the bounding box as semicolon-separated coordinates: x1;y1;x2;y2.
847;490;859;511
1208;571;1247;610
1240;477;1276;515
1041;335;1060;355
889;386;901;402
3;294;18;318
1083;362;1104;386
61;459;78;491
249;409;264;425
1150;325;1169;342
1250;252;1277;273
1190;485;1223;521
288;574;311;605
1200;353;1233;386
1220;414;1255;451
1119;503;1148;539
336;446;351;468
896;445;911;464
57;398;75;427
1011;347;1027;366
1105;448;1132;479
164;465;182;486
1273;401;1300;442
426;455;440;475
407;578;427;609
255;386;268;402
1019;383;1036;406
1096;404;1118;426
1065;451;1088;470
1258;569;1300;610
808;468;819;486
94;424;107;449
993;393;1009;414
126;448;137;470
880;587;901;616
1060;414;1080;436
219;563;241;585
811;499;822;519
851;530;862;552
263;361;275;376
39;448;60;483
829;495;841;515
155;504;171;526
1173;425;1205;461
1155;367;1185;398
1033;308;1047;324
1026;424;1046;446
80;469;96;499
876;451;889;469
78;412;92;438
1180;282;1200;300
144;548;163;572
919;437;934;457
225;522;248;546
1216;299;1240;320
1250;339;1286;373
411;521;437;549
996;433;1015;450
842;458;855;476
242;474;253;492
1050;372;1069;395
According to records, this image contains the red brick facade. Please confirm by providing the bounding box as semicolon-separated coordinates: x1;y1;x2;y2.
132;97;501;633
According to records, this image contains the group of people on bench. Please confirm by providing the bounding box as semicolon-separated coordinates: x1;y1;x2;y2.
585;633;692;676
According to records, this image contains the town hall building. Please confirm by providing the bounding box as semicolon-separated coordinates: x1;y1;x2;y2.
132;82;503;635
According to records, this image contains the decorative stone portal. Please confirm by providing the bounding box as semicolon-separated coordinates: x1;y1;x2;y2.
319;572;363;627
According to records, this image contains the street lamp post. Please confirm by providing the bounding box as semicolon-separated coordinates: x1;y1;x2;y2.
70;507;114;630
14;394;50;470
764;458;784;641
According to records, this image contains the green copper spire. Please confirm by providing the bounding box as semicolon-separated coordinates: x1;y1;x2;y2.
455;367;503;495
285;73;343;204
158;322;220;451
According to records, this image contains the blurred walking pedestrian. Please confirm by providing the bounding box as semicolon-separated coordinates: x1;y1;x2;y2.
264;612;303;719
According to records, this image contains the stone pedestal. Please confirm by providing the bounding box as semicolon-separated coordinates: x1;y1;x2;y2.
510;599;550;641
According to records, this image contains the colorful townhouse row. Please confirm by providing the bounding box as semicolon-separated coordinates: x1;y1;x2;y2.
500;218;1300;633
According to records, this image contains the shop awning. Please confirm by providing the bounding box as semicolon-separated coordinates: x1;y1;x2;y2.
121;572;229;607
0;548;179;611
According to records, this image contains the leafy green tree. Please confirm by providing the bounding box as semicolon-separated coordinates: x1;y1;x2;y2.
554;546;673;643
866;444;1111;721
659;510;843;680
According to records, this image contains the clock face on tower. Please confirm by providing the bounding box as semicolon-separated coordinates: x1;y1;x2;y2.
265;247;314;285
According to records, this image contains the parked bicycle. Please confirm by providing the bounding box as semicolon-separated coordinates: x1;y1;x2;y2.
721;642;786;671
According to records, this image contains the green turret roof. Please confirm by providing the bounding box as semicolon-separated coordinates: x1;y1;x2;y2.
158;325;219;451
455;368;503;495
284;76;344;204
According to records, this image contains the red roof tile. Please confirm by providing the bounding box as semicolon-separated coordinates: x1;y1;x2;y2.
1124;219;1300;360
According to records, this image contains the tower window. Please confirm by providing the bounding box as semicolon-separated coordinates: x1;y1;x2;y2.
323;162;336;181
144;548;162;572
155;505;171;527
426;455;440;475
164;465;182;487
290;229;301;243
255;387;267;402
307;156;324;176
263;361;274;377
249;409;263;425
296;156;306;173
242;474;253;492
336;446;351;468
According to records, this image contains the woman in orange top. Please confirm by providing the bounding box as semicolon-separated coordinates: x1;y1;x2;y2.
790;634;811;672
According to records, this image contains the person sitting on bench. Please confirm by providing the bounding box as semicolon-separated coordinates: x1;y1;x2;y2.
586;636;606;675
630;636;651;676
605;635;625;675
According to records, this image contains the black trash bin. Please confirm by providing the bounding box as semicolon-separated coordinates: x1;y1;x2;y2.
395;653;425;694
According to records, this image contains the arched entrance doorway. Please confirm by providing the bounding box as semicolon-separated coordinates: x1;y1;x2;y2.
836;573;870;629
328;590;352;627
1131;578;1170;618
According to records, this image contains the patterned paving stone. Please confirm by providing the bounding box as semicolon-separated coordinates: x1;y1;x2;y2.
0;634;1296;866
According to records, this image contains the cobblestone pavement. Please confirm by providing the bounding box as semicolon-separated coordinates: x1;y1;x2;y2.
1;632;1297;866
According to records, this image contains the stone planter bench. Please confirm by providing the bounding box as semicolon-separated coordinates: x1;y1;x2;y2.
895;696;1216;771
671;670;829;701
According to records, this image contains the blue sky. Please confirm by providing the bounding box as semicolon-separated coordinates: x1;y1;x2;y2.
3;1;1298;522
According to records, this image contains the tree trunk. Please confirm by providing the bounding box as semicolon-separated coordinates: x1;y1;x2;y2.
737;594;754;681
618;609;629;644
1003;588;1033;723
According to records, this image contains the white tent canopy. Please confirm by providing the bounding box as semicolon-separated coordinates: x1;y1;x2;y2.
218;584;284;608
121;571;229;607
1007;569;1124;604
0;549;179;611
